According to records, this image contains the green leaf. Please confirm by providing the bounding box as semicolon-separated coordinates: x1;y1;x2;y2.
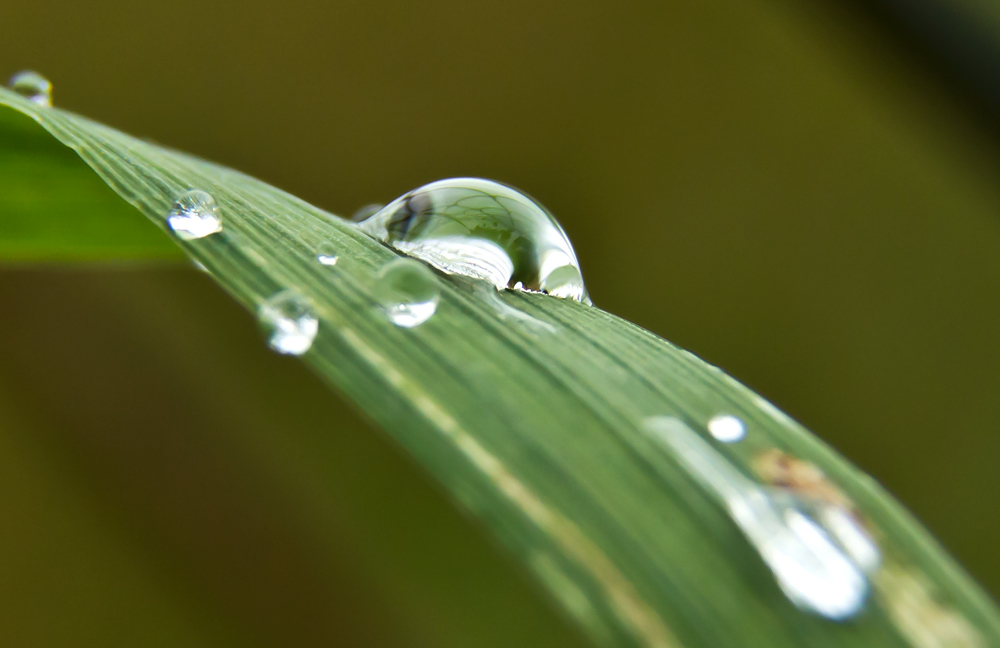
2;86;998;647
0;105;182;262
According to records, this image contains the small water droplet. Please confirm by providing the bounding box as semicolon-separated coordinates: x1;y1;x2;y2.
258;290;318;355
166;190;222;240
315;242;339;266
351;203;384;223
707;414;746;443
357;178;590;304
376;258;440;328
8;70;52;106
643;416;870;620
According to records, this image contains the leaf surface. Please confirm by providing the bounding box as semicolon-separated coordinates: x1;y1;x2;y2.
2;87;997;648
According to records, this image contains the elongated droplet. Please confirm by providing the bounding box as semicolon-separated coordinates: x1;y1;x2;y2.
643;416;870;620
166;190;223;240
357;178;590;303
707;414;746;443
376;258;440;327
316;241;339;266
258;291;318;355
8;70;52;106
351;203;384;223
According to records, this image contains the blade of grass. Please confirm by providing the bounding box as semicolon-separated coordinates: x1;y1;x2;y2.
0;105;182;262
1;87;997;647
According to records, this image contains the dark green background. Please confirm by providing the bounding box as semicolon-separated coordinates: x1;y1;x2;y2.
1;0;999;646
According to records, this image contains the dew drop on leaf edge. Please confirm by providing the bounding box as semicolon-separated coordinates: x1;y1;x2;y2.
376;257;440;328
8;70;52;107
356;178;591;304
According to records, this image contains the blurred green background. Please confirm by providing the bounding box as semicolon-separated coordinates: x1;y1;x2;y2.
2;0;1000;646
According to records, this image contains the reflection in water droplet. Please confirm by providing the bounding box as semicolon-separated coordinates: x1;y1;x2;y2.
315;242;339;266
8;70;52;106
376;258;440;328
351;203;384;223
819;506;881;573
166;190;223;240
707;414;746;443
258;290;318;355
357;178;590;303
643;416;872;620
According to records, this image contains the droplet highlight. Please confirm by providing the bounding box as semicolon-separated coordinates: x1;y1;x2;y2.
258;291;318;355
376;258;440;328
315;242;339;266
8;70;52;106
707;414;746;443
643;416;872;620
357;178;590;303
166;190;223;240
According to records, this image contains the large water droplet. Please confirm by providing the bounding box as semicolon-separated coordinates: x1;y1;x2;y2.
8;70;52;106
643;416;871;620
258;291;318;355
166;190;223;240
357;178;590;303
351;203;384;223
376;258;440;328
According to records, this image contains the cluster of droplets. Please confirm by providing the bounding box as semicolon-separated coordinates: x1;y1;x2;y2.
163;178;586;354
643;415;880;621
8;70;52;106
156;179;894;626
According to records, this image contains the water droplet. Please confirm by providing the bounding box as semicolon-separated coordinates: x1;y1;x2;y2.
8;70;52;106
351;203;384;223
315;241;339;266
357;178;590;303
258;290;318;355
166;190;222;240
643;416;870;620
707;414;746;443
376;258;440;328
